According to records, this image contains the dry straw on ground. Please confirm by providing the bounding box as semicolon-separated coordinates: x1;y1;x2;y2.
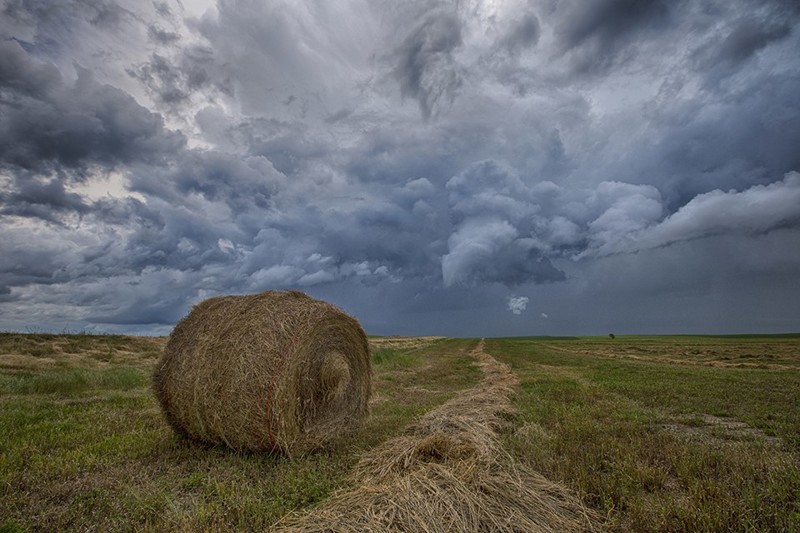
277;341;602;532
153;290;370;454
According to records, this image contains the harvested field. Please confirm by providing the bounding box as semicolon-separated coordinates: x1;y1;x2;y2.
660;414;783;446
278;341;600;532
537;335;800;370
0;334;480;531
490;336;800;532
2;333;799;531
0;333;166;372
368;336;446;351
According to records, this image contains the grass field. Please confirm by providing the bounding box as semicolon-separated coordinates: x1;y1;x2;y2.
1;333;798;531
489;335;800;532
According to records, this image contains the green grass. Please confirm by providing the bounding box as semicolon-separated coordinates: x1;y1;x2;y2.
0;367;147;395
0;335;479;532
487;337;800;532
491;335;582;341
371;348;418;368
2;333;798;531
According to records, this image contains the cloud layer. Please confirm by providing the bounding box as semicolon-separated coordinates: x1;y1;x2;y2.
507;296;529;315
1;0;799;335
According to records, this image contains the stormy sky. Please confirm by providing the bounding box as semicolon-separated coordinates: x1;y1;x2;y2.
1;0;799;336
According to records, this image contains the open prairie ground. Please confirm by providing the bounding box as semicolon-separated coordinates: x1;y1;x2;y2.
488;335;800;532
1;333;798;531
0;333;478;531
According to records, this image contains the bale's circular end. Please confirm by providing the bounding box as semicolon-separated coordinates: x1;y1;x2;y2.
153;291;371;454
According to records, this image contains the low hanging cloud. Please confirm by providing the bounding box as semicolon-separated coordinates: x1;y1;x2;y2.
578;171;800;258
442;217;565;286
507;295;529;315
640;172;800;247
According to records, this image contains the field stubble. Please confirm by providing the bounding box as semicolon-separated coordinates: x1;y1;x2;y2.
0;334;478;531
1;333;798;532
489;335;800;532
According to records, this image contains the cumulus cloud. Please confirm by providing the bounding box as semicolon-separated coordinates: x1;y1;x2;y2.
442;216;566;286
392;10;464;118
632;172;800;253
507;295;529;315
0;41;184;178
577;182;665;258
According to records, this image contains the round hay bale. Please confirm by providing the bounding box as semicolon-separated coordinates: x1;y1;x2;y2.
153;290;371;454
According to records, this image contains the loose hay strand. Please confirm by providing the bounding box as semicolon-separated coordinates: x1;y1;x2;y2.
153;290;370;454
277;340;602;532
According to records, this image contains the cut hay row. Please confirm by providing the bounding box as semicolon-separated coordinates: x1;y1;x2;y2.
538;341;799;371
368;336;446;351
276;340;602;532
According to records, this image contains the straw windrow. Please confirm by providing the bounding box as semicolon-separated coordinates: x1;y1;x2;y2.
277;340;602;532
152;290;370;454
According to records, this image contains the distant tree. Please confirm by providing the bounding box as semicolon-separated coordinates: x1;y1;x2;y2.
609;333;615;339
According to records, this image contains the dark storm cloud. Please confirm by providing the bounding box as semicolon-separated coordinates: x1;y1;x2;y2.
559;0;669;45
392;10;463;118
0;0;140;66
0;285;13;303
128;53;190;104
629;172;800;254
187;0;374;121
235;118;335;177
555;0;671;71
91;285;195;325
691;9;795;85
309;181;445;280
712;17;791;65
147;24;180;44
0;0;799;335
0;41;184;177
2;0;132;31
442;217;565;286
0;224;80;290
168;152;279;207
0;177;89;222
500;12;540;56
228;177;445;288
128;45;232;107
446;160;537;223
620;67;800;206
442;160;667;280
0;38;61;97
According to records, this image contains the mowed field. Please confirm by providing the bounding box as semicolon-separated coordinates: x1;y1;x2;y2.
1;333;799;531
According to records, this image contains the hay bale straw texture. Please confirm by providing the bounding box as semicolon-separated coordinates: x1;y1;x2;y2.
153;290;370;454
